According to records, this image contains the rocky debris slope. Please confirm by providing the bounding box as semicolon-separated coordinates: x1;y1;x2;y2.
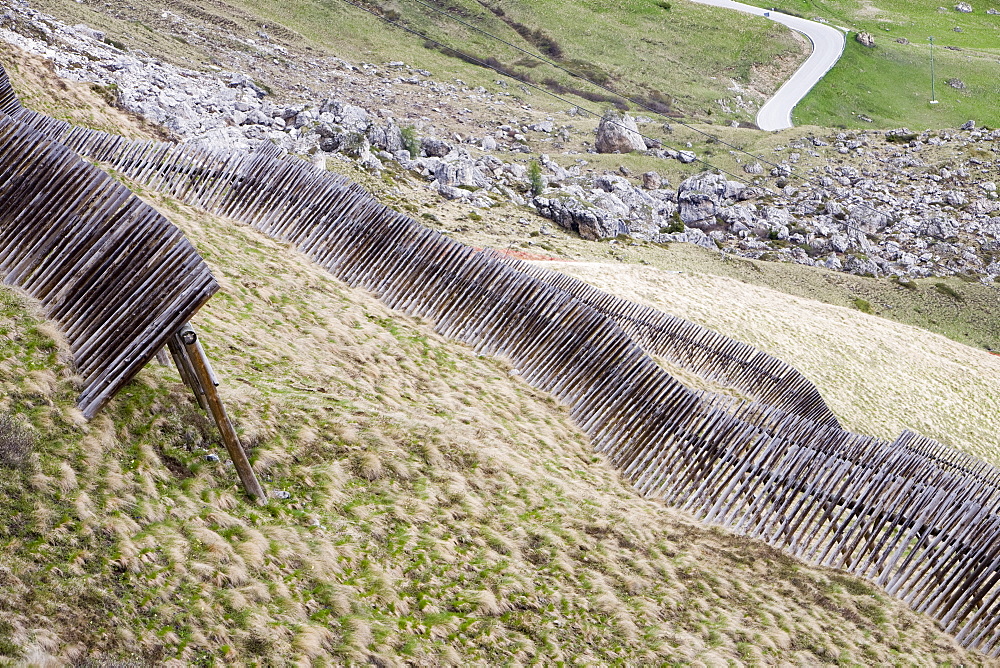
2;0;999;282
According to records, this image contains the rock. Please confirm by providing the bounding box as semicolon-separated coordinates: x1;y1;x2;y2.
595;109;646;154
896;37;910;44
719;204;758;230
844;254;880;276
922;215;959;240
743;162;764;175
678;150;697;164
481;135;497;151
433;160;490;189
738;187;768;201
856;31;876;47
676;172;733;226
335;104;369;133
244;109;271;126
848;204;891;233
822;254;843;271
947;78;967;89
533;196;628;240
421;137;452;157
830;233;851;253
761;207;794;234
324;131;370;158
955;1;973;11
989;7;999;13
641;171;661;190
436;183;471;200
656;227;718;250
944;190;967;206
367;120;405;153
70;23;105;41
961;119;976;130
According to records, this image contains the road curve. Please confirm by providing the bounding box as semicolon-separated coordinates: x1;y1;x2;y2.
688;0;846;131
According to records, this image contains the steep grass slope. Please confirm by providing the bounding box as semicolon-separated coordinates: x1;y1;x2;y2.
0;191;983;665
0;33;993;666
0;196;974;664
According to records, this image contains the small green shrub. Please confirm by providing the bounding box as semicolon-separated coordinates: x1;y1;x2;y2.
103;36;127;50
660;218;684;234
0;619;19;658
934;282;964;302
853;297;873;314
401;126;420;158
90;82;120;108
528;160;544;196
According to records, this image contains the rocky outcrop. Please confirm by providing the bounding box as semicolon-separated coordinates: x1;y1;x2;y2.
595;109;646;154
856;32;876;47
676;172;744;226
533;195;628;240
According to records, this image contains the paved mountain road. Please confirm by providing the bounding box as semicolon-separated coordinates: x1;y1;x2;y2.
689;0;846;130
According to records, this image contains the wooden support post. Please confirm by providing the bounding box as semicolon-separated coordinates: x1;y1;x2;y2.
177;323;266;502
166;334;209;411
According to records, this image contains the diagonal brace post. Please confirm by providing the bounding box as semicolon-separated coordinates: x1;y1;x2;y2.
172;322;266;502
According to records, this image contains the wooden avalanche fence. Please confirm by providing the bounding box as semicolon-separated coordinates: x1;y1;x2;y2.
4;62;1000;652
0;76;218;418
483;250;840;427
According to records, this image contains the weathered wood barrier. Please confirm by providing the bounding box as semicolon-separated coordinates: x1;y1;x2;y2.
0;114;218;418
0;63;19;116
483;250;840;427
0;70;266;498
3;63;999;653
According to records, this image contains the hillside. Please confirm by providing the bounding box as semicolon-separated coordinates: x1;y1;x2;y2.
22;0;806;125
547;260;1000;463
752;0;1000;127
2;0;1000;663
0;191;983;664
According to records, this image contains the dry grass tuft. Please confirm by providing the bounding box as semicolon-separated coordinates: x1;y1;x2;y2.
0;412;34;469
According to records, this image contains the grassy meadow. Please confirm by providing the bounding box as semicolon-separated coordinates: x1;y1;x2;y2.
738;0;1000;127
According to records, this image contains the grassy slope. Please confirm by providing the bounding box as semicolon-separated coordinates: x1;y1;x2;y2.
27;0;805;123
0;197;981;666
0;57;984;666
739;0;1000;128
547;261;1000;463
